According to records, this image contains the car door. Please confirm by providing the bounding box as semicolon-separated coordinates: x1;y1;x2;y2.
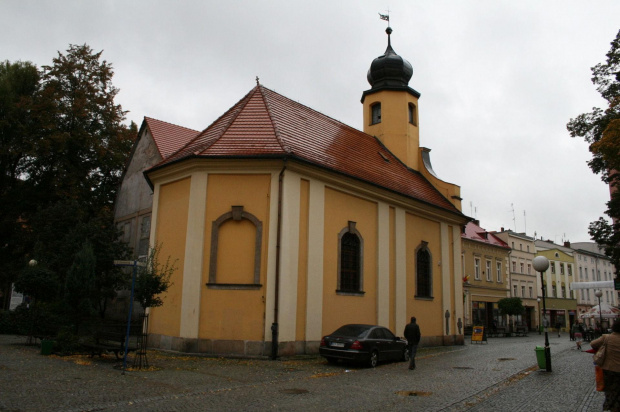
367;328;384;359
380;328;401;360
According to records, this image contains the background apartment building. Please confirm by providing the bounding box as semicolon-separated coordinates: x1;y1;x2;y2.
494;229;539;331
572;241;617;325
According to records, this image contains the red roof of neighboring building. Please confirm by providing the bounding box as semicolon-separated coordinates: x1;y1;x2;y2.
462;221;510;249
144;117;200;159
149;85;463;215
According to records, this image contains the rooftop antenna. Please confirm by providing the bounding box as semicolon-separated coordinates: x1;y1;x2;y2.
524;210;527;234
511;203;516;230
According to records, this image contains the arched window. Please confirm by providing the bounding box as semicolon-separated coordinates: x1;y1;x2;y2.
416;243;432;298
337;221;364;295
371;103;381;125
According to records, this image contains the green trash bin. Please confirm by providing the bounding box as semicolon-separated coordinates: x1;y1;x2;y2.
535;346;546;369
41;339;53;356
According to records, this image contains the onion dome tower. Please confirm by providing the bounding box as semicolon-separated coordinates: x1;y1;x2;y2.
366;27;414;90
362;27;421;171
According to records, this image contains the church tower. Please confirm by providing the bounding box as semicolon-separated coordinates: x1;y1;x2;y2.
362;27;421;171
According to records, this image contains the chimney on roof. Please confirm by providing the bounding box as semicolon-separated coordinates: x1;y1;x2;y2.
564;241;571;248
501;227;504;232
473;219;480;226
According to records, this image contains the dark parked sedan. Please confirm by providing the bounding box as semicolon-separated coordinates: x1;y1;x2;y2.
319;324;409;367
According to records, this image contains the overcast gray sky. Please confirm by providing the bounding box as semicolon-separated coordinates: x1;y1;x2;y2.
2;1;619;243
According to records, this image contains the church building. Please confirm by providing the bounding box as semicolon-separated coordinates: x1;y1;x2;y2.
120;27;469;356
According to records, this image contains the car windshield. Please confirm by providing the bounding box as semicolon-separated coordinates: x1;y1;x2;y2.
331;325;370;338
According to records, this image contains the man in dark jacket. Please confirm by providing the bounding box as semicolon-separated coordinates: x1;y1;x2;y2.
404;317;421;370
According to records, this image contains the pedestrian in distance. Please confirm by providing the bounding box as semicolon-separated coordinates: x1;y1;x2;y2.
403;317;421;371
574;322;584;350
556;321;562;338
590;319;620;411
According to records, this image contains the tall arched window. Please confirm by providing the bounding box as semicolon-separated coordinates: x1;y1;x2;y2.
416;243;432;298
337;221;364;295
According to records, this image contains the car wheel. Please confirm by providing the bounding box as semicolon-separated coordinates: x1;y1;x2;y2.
368;350;379;368
326;357;339;365
402;347;410;362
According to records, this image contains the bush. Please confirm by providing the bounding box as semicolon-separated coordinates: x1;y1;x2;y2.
11;304;61;338
0;310;18;334
54;326;82;355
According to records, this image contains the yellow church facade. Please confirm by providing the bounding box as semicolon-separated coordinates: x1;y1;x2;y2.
140;28;468;356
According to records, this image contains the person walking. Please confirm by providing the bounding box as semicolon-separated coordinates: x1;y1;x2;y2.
590;319;620;411
403;317;421;371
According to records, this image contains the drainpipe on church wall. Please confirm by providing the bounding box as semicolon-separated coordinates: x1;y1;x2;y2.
272;161;286;360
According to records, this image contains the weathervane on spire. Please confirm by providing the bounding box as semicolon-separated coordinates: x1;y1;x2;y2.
378;8;390;26
256;76;260;85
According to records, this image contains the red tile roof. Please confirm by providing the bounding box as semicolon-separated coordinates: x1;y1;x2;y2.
144;117;199;159
150;85;463;215
462;221;510;249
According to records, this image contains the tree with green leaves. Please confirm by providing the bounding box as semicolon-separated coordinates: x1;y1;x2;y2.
28;44;136;210
0;60;40;309
498;297;525;332
64;241;97;330
1;44;135;322
567;29;620;267
134;245;176;311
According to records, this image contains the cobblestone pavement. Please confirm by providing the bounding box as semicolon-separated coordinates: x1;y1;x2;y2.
0;333;604;411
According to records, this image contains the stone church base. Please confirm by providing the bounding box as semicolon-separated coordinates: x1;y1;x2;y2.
148;333;464;357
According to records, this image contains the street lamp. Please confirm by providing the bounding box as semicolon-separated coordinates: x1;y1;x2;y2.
537;298;541;335
595;290;603;335
533;256;551;372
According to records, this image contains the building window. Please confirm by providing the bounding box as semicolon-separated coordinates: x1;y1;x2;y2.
527;245;530;252
337;222;364;294
550;262;555;274
486;260;491;281
371;103;381;124
512;261;516;272
520;262;524;274
527;264;531;275
416;243;432;298
529;286;533;298
513;285;518;296
520;243;523;250
568;265;572;276
552;285;557;297
561;286;566;298
560;263;564;275
579;266;583;279
496;261;502;282
408;103;417;126
522;286;525;297
475;258;481;280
